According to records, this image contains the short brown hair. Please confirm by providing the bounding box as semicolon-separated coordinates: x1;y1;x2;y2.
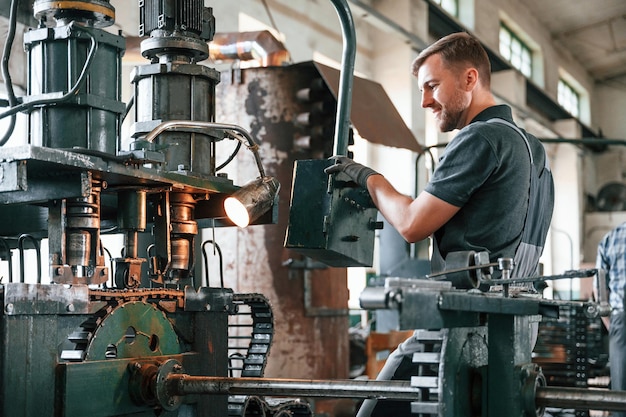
411;32;491;87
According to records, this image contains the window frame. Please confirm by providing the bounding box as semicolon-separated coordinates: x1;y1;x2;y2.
433;0;459;18
557;78;580;118
499;23;533;78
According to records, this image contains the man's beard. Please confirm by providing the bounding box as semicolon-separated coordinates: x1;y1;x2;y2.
437;89;467;132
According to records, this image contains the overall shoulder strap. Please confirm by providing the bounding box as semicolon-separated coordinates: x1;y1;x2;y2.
485;118;533;164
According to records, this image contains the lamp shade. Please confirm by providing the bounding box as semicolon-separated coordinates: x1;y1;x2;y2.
224;176;280;228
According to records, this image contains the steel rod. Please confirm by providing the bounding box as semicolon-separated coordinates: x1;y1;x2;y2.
536;386;626;412
329;0;356;156
166;375;420;400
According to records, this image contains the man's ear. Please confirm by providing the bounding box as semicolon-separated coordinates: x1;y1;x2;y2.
464;67;479;91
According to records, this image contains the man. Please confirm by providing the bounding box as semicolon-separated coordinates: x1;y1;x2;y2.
596;221;626;417
327;32;554;417
326;31;553;280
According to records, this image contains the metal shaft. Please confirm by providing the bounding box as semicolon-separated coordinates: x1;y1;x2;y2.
166;375;420;400
163;375;626;412
536;386;626;412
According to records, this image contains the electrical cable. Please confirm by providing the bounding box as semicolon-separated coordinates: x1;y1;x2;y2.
17;234;41;284
0;23;98;122
201;239;224;288
0;0;19;146
261;0;281;37
216;136;242;171
100;243;114;288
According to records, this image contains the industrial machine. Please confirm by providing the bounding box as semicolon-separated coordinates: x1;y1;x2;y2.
0;0;282;416
1;0;626;416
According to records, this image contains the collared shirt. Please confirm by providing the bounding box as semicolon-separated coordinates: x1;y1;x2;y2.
596;221;626;310
424;104;550;277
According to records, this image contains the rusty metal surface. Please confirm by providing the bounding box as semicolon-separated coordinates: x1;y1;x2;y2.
307;61;423;154
3;283;90;315
215;65;350;380
210;31;292;67
0;145;238;205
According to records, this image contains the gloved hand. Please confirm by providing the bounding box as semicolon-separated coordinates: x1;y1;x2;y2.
324;155;379;188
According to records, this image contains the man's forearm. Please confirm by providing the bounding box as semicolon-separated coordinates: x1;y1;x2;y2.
366;175;460;243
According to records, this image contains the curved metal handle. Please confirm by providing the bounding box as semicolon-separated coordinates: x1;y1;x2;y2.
329;0;356;156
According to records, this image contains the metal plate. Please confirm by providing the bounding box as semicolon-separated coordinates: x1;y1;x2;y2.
285;159;378;267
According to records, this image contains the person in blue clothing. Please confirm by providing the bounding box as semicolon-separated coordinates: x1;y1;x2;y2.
596;221;626;417
326;31;555;417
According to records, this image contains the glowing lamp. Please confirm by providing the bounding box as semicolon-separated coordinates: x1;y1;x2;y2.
224;176;280;228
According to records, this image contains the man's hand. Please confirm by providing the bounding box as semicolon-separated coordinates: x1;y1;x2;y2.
324;155;379;188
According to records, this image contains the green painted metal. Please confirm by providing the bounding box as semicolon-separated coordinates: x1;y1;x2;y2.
0;145;239;208
284;159;378;267
1;284;91;417
58;354;208;417
85;301;181;360
1;284;232;417
329;0;356;156
487;314;535;417
24;24;125;154
439;327;489;416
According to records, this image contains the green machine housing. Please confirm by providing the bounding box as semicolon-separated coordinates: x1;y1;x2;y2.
285;159;380;267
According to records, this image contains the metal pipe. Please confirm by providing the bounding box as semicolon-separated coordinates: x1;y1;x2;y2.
536;386;626;412
347;0;428;51
166;375;420;400
329;0;356;156
539;138;626;146
160;374;626;413
142;120;266;177
209;31;292;66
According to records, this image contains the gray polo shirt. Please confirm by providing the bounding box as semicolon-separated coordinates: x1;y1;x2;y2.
425;104;548;274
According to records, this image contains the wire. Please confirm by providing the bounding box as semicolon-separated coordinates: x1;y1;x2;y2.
100;243;114;288
17;234;41;284
119;94;134;144
261;0;281;36
121;95;134;124
0;23;99;122
216;137;242;171
201;239;225;288
0;0;19;146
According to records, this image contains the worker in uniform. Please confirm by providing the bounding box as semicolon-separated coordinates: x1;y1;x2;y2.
596;221;626;417
326;31;555;416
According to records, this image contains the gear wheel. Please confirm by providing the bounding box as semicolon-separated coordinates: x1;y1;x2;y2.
61;300;181;362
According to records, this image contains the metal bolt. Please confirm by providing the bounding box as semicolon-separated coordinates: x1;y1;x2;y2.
66;304;75;312
5;303;13;314
134;362;142;370
205;304;211;311
56;267;64;276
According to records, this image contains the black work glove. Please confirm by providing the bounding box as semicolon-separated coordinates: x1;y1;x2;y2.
324;155;379;188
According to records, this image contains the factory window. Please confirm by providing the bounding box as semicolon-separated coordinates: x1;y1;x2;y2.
499;23;532;78
558;79;580;118
433;0;458;17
